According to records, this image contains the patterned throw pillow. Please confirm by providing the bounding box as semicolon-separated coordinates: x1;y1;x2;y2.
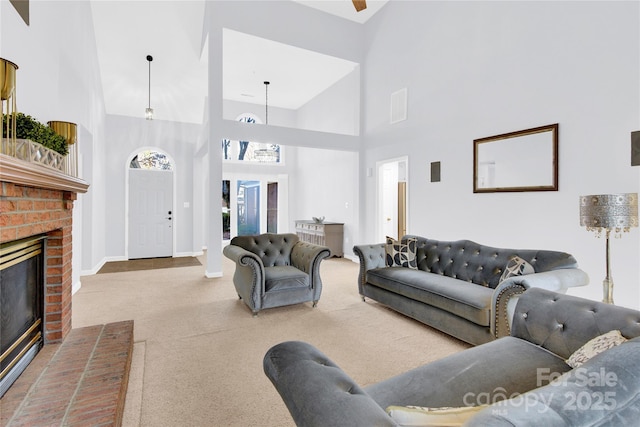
566;329;628;368
385;237;418;269
386;405;487;426
498;255;535;283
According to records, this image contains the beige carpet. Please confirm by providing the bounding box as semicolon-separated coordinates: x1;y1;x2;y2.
72;255;469;426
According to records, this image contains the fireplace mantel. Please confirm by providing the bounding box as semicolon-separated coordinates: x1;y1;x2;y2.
0;153;89;193
1;153;90;344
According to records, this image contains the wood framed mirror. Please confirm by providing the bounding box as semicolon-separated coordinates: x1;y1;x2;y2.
473;123;558;193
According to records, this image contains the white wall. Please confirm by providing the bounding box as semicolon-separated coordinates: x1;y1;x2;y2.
288;147;359;257
361;1;640;307
103;115;202;259
1;1;107;282
296;68;361;136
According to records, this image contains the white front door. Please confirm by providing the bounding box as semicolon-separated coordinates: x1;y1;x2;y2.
128;168;173;259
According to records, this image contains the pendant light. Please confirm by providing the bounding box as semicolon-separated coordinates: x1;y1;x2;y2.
145;55;154;120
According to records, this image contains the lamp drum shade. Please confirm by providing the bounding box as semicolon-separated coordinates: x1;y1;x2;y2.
580;193;638;230
0;58;18;100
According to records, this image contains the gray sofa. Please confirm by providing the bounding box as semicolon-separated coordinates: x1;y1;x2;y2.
353;236;589;345
223;233;330;315
264;288;640;426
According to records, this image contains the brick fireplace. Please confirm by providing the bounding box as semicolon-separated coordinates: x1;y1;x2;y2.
0;153;88;391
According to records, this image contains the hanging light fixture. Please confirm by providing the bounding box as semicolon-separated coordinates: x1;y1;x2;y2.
264;81;270;125
145;55;154;120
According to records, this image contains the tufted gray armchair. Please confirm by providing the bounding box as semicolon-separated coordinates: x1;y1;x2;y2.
223;233;331;315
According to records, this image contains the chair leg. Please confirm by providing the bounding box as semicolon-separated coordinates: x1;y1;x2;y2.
312;300;318;308
238;294;242;300
361;296;366;302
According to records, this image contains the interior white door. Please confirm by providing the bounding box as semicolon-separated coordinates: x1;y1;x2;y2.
380;163;398;240
128;169;173;259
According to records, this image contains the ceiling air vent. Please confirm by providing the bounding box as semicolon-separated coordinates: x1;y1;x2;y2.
390;88;407;124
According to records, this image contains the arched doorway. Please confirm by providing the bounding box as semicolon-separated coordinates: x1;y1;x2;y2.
127;149;175;259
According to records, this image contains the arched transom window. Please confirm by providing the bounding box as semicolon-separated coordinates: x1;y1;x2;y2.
222;114;281;163
130;149;173;170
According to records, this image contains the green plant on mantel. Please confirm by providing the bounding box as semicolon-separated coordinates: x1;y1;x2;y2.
2;113;68;156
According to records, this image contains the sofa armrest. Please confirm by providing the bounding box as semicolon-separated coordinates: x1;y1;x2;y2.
223;244;265;308
353;243;386;294
291;242;330;301
264;341;396;427
291;241;331;276
491;269;589;338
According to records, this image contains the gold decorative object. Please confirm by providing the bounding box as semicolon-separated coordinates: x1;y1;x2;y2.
580;193;638;304
1;58;19;156
48;121;78;176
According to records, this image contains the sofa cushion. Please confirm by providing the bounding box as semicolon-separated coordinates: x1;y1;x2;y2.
386;236;418;269
265;266;308;292
366;336;571;411
366;268;493;326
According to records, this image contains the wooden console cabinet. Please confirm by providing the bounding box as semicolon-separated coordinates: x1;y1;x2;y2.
295;220;344;257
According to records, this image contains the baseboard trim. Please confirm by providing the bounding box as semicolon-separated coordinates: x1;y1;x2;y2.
205;270;223;278
72;279;82;295
174;251;204;258
345;254;359;263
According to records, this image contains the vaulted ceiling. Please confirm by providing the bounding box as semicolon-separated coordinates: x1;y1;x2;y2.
90;0;388;124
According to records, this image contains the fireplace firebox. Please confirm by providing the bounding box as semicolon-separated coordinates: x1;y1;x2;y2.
0;235;45;397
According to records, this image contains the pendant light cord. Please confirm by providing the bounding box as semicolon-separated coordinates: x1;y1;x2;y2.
147;55;153;109
264;81;270;125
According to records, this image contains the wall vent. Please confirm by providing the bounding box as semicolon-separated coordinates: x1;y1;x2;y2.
390;88;408;124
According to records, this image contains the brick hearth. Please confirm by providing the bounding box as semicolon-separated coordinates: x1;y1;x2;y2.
0;154;138;427
1;321;133;426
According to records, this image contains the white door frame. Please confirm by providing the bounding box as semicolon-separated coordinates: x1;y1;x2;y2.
125;148;177;259
376;156;409;242
223;172;288;239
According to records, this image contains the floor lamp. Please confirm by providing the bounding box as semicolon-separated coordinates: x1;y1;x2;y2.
579;193;638;304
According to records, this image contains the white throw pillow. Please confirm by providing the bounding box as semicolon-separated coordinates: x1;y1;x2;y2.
566;329;627;368
499;255;535;284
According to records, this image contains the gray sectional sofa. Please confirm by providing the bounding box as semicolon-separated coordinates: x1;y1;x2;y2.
353;236;589;345
264;288;640;426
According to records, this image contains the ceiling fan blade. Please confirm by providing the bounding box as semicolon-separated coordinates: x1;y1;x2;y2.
352;0;367;12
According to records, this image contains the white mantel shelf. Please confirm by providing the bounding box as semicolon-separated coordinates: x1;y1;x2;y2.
0;154;89;194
